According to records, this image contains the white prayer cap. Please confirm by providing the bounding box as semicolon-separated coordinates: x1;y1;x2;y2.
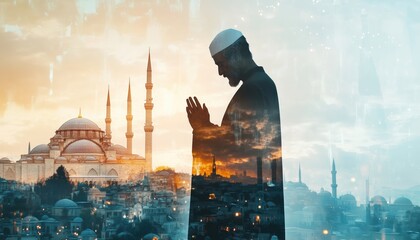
209;29;243;56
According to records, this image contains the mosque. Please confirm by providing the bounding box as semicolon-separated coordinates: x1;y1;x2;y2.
0;52;155;184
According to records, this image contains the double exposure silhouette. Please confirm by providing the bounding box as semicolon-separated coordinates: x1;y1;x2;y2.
186;29;285;240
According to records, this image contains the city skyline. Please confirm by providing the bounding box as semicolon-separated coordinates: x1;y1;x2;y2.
1;0;420;206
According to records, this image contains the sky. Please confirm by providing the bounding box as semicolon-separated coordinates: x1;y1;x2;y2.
1;0;420;205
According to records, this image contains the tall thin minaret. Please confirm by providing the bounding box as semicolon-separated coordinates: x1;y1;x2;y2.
298;163;302;183
28;142;31;154
144;50;154;172
365;178;370;205
105;87;112;139
331;159;337;199
126;80;134;154
211;155;216;177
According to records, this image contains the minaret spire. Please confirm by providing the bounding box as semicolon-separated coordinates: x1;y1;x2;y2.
126;79;134;154
105;86;112;140
78;107;82;118
299;163;302;183
144;49;154;172
211;155;216;177
28;142;31;154
331;159;337;199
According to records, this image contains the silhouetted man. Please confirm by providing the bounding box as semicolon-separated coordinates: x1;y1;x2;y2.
187;29;284;240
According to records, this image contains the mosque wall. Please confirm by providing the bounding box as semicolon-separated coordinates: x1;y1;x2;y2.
0;160;146;183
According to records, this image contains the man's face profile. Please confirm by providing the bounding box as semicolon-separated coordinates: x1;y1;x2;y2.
212;51;241;87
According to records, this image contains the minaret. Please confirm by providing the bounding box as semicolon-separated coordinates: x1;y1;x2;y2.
299;163;302;184
105;87;112;139
144;50;154;172
271;159;277;184
331;159;337;199
126;80;134;154
366;178;371;224
366;178;370;205
257;156;263;185
211;155;216;177
28;142;31;154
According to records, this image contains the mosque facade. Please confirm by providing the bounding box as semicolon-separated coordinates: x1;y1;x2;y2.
0;53;155;184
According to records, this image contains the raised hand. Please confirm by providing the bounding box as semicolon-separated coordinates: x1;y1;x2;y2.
186;96;211;130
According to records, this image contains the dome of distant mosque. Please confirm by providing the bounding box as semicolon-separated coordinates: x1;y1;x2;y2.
58;117;101;131
371;195;388;207
63;140;103;154
340;194;357;204
143;233;160;240
54;198;78;208
80;228;97;237
116;232;136;240
72;217;83;223
393;197;413;207
30;144;50;154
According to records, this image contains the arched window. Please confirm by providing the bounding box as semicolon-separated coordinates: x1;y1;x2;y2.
68;169;76;176
5;168;15;180
87;169;98;176
108;169;118;176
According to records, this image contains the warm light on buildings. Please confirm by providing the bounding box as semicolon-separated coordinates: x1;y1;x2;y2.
209;193;216;200
323;229;329;235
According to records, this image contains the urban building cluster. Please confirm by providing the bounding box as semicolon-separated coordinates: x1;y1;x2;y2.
188;159;420;240
0;168;191;240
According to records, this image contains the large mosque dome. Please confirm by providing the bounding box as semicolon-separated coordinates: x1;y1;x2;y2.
58;117;101;131
393;197;413;207
63;140;104;154
54;198;78;208
30;144;50;154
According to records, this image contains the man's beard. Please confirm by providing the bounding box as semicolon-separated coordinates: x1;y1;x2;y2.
229;78;240;87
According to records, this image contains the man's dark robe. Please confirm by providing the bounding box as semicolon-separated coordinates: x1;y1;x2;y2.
189;67;284;239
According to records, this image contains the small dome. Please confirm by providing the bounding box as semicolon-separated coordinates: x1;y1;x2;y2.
58;117;101;131
35;156;44;161
54;198;78;208
57;156;67;161
41;215;49;220
30;144;50;154
393;197;413;206
64;140;103;154
143;233;160;240
23;216;39;223
80;228;97;237
0;157;11;163
340;194;357;204
109;144;129;155
116;232;135;240
371;195;388;206
72;217;83;223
